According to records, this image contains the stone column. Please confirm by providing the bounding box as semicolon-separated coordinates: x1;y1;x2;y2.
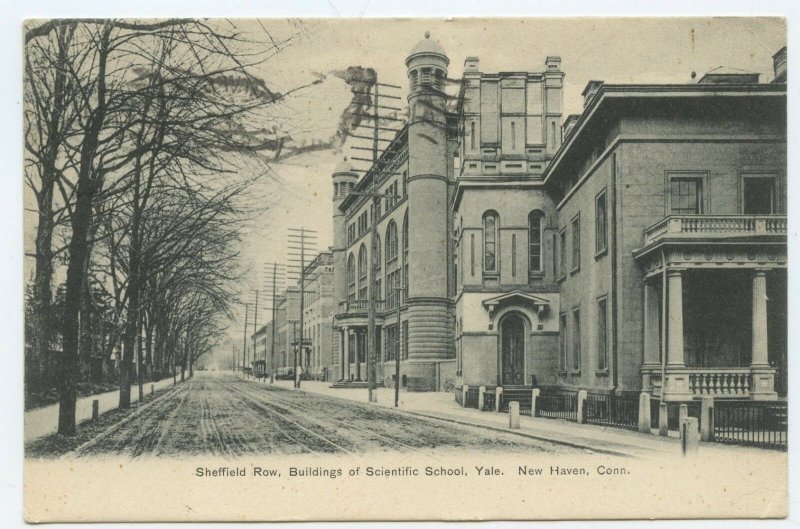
343;327;351;381
667;269;685;367
751;269;769;367
355;330;362;381
643;281;661;367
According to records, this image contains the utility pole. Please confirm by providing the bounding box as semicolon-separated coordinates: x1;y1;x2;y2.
288;228;317;389
241;303;249;377
252;289;259;379
348;75;403;403
263;262;286;384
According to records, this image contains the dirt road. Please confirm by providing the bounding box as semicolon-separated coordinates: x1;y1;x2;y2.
67;372;593;458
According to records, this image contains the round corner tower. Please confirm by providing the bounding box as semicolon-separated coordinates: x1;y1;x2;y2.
404;32;454;389
331;158;358;317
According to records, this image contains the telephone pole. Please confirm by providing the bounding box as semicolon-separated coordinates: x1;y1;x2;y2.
288;227;317;389
348;74;403;403
241;303;249;377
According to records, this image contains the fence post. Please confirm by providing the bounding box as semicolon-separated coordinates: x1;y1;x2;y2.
531;388;540;418
681;417;700;455
91;399;99;421
678;404;689;439
495;386;503;412
478;386;486;411
576;390;588;424
638;392;651;433
509;401;520;429
150;383;155;396
700;396;714;442
462;385;468;408
658;402;669;436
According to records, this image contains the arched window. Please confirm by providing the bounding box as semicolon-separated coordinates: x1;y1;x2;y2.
347;253;356;301
374;234;382;300
483;211;499;273
528;210;544;274
385;221;400;308
358;243;368;300
403;212;409;303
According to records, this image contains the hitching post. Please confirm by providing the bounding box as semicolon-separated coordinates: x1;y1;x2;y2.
509;402;520;429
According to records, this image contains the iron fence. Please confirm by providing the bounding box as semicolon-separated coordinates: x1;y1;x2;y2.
482;391;496;411
464;386;480;409
454;386;463;406
584;394;639;431
713;400;787;450
537;391;577;421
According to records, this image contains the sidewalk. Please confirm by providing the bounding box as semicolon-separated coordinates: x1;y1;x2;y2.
24;377;178;443
262;379;763;458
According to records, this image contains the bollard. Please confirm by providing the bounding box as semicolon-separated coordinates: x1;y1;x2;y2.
680;416;700;455
91;399;99;421
478;386;486;411
658;402;669;436
509;401;520;429
700;396;714;442
531;388;540;418
678;404;689;439
150;384;154;396
576;390;588;424
495;387;503;412
462;385;468;408
638;392;652;433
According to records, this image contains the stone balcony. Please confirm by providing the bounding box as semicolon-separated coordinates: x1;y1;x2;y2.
339;299;386;316
643;215;786;246
642;365;777;401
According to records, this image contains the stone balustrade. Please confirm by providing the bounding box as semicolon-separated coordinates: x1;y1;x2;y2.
643;215;787;245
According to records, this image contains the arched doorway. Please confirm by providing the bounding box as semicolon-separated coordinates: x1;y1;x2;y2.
500;313;526;385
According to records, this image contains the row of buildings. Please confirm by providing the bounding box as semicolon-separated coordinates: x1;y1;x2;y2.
252;35;787;403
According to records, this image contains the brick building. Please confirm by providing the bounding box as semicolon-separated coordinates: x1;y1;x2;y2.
331;35;787;401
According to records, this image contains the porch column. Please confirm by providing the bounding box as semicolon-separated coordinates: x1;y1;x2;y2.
355;330;362;381
344;327;351;381
751;269;769;367
667;269;685;367
643;281;661;366
339;329;346;380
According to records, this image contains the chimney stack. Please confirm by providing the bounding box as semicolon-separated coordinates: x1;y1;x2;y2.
582;80;604;108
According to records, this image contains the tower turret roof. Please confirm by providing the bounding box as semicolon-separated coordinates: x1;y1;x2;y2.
406;31;449;66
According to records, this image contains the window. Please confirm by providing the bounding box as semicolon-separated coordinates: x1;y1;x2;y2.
386;221;400;309
559;312;567;371
375;197;382;219
470;234;475;276
528;210;544;274
558;229;566;279
572;308;581;372
386;324;397;361
595;190;607;255
348;223;356;245
511;234;517;277
511;121;516;150
347;253;356;301
402;170;408;197
470;121;476;150
402;320;409;359
571;214;580;273
742;175;776;214
483;211;499;273
402;213;409;303
669;176;703;215
358;244;368;300
597;297;608;371
374;235;382;300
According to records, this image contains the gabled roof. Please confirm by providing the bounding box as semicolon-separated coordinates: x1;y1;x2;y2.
482;290;551;315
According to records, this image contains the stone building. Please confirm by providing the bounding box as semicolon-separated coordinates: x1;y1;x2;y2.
301;251;335;380
331;33;787;401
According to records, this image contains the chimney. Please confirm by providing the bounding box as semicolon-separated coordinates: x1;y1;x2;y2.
562;114;581;140
773;46;787;83
545;56;561;72
464;56;480;73
582;80;604;108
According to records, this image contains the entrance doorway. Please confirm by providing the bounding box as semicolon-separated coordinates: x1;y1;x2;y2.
500;313;526;385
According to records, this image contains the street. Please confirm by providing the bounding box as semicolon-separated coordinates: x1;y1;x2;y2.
66;372;593;458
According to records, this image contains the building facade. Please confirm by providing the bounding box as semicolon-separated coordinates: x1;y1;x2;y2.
330;35;787;401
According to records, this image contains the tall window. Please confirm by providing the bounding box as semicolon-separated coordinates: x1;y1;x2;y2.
386;221;400;309
511;121;516;150
347;253;356;301
742;175;776;214
528;210;544;274
572;308;581;372
571;214;581;273
402;213;409;303
402;170;408;197
559;312;567;371
483;211;499;273
386;324;397;361
358;244;368;300
470;121;476;150
669;175;703;215
597;297;608;371
558;228;567;278
402;320;409;359
374;235;382;301
595;190;607;255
